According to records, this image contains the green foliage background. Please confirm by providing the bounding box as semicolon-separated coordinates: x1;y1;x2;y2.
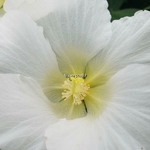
107;0;150;20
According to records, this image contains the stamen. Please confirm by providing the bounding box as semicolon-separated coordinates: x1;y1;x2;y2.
62;77;90;105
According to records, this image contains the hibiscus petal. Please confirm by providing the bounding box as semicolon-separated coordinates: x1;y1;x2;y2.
0;8;5;18
103;64;150;150
51;97;87;120
0;74;58;150
45;64;150;150
86;10;150;87
0;11;64;86
4;0;55;20
45;117;106;150
37;0;111;74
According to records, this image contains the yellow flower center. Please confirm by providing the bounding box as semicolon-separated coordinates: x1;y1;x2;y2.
0;0;5;8
62;77;90;105
44;71;111;120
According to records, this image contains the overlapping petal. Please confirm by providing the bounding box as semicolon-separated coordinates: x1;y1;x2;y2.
86;10;150;87
0;11;64;86
103;64;150;150
37;0;112;74
0;74;58;150
45;64;150;150
4;0;56;20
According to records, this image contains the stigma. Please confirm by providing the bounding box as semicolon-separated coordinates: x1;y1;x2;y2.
62;77;90;105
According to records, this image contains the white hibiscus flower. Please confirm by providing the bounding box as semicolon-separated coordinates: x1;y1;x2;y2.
0;0;150;150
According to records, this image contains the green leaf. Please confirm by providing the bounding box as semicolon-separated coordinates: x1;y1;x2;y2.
145;5;150;10
107;0;127;11
110;8;139;21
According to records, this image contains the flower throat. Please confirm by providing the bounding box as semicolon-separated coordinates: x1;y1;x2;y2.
0;0;5;8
